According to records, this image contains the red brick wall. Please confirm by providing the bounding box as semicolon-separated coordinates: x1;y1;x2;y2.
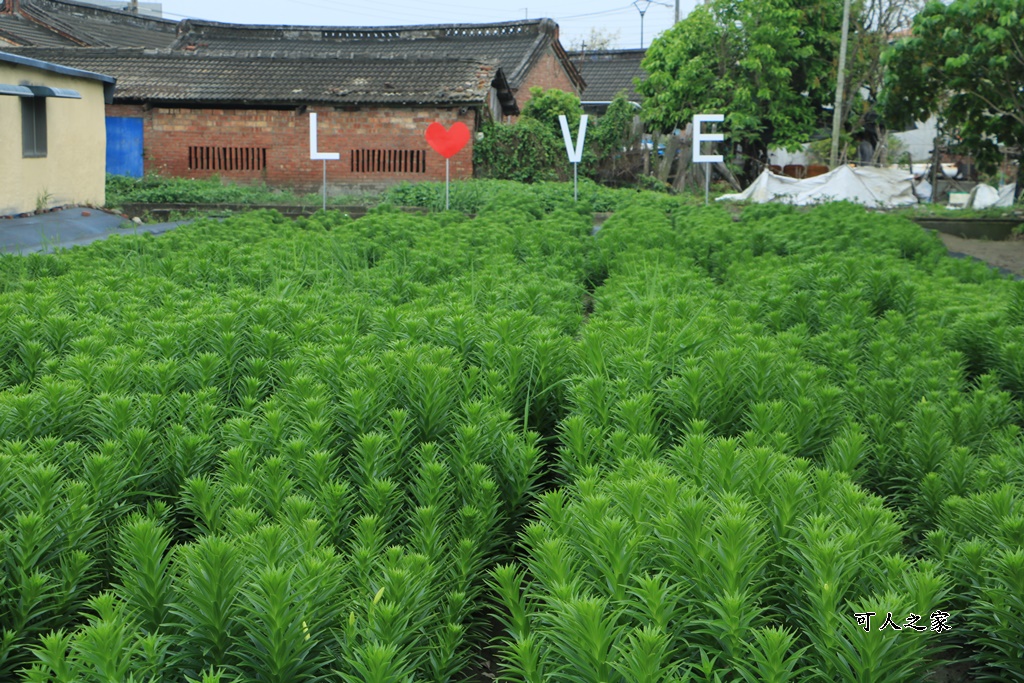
105;104;477;190
514;48;581;109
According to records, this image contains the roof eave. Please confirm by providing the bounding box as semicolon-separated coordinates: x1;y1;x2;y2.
0;48;116;83
112;96;488;108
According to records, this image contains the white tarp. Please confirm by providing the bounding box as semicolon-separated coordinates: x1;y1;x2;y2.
717;165;919;209
968;183;1017;209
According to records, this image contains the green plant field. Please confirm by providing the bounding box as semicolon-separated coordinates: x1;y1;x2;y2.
105;175;654;216
2;189;1023;682
104;174;353;208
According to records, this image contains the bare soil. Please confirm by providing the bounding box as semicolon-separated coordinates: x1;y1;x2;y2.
936;233;1024;278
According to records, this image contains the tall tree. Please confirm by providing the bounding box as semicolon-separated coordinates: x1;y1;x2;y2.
637;0;842;173
881;0;1024;179
840;0;923;163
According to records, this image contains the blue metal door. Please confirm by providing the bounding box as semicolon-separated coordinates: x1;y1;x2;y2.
106;117;144;177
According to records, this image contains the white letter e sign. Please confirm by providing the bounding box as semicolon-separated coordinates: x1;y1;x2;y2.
693;114;725;164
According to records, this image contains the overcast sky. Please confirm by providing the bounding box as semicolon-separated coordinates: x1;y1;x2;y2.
153;0;699;51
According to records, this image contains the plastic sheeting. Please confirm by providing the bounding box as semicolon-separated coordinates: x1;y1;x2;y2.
717;165;919;209
968;183;1017;210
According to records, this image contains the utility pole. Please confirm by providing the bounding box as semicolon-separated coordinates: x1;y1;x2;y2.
829;0;852;167
633;0;651;48
674;0;679;23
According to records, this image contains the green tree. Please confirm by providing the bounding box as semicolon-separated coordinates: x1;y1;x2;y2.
475;88;587;183
880;0;1024;181
839;0;923;164
637;0;841;170
520;87;585;133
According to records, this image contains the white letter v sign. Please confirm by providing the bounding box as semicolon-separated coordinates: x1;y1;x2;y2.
559;114;588;164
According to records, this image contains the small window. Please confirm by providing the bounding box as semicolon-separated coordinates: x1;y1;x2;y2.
21;97;47;158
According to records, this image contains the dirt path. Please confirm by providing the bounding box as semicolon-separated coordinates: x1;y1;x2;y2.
935;233;1024;279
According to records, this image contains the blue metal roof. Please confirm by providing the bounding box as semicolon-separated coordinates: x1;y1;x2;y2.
0;83;34;95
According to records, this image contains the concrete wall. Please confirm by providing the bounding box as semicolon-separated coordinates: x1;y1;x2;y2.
106;103;477;191
0;62;107;215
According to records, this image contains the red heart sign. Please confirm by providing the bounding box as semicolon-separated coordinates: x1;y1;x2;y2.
425;122;471;159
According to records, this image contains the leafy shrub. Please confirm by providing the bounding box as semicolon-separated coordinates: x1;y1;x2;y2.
519;86;585;132
473;117;565;183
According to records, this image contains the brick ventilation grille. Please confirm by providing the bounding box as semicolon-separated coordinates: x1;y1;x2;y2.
188;146;267;172
351;149;427;174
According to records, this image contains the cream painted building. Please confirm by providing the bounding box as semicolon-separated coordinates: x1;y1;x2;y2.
1;52;115;216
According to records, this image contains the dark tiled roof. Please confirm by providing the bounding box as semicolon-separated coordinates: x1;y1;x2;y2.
570;48;646;102
4;47;516;110
171;18;582;92
0;0;177;47
0;10;80;46
0;3;582;94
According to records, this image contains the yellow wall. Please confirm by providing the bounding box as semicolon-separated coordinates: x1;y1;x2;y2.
0;61;107;215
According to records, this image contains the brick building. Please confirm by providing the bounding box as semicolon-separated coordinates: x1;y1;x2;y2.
11;47;518;190
1;1;584;188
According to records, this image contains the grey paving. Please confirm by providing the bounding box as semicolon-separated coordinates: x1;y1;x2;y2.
0;207;190;254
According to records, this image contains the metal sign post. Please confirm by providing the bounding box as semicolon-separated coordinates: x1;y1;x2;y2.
705;163;710;206
309;112;340;211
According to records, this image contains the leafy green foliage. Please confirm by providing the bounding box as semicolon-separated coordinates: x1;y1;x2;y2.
382;178;639;214
639;0;841;153
4;190;1024;681
470;117;564;183
105;174;376;209
474;91;647;185
520;87;585;133
0;201;592;682
881;0;1024;174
